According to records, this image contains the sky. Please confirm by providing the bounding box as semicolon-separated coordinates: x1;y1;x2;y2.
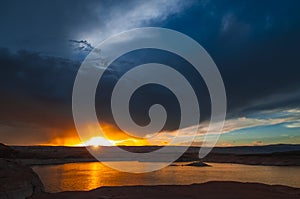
0;0;299;146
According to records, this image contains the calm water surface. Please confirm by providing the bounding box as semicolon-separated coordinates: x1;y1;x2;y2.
32;162;300;193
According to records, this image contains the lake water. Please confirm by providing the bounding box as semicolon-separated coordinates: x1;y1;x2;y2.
32;162;300;193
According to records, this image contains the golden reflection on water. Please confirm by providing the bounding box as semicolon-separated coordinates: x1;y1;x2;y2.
33;162;300;193
85;162;102;190
58;162;122;191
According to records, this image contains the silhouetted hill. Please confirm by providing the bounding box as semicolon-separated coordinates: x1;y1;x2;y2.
0;143;17;158
2;144;299;166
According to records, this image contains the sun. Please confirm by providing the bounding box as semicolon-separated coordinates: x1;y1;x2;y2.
82;136;114;147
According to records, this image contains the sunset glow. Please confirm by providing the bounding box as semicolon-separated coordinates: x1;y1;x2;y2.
79;136;114;147
1;1;300;197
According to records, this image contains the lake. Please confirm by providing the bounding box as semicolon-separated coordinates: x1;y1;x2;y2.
32;162;300;193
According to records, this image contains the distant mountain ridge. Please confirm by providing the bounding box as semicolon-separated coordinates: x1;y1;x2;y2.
1;143;300;166
202;144;300;155
8;143;300;155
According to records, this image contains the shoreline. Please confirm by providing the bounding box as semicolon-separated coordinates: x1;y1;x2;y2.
31;181;300;199
4;144;299;167
16;157;300;167
1;142;300;198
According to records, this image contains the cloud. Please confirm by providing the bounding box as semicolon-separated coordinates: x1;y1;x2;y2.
144;108;300;145
220;108;300;133
252;140;263;146
78;0;195;46
0;0;195;59
0;48;79;130
284;120;300;128
69;40;94;52
221;13;251;35
1;1;300;145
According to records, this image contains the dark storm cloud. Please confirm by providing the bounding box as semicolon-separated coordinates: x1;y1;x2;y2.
0;0;193;59
0;0;300;144
0;0;123;57
164;0;300;116
0;48;79;129
69;40;94;52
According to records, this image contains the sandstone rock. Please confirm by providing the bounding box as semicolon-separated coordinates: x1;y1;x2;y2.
0;143;17;158
31;181;300;199
0;159;44;199
185;161;209;167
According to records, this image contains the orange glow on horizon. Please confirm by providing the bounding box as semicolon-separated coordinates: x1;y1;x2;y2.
77;136;114;147
82;123;151;146
49;123;152;147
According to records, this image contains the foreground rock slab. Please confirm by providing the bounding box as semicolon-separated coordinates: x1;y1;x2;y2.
0;159;44;199
32;181;300;199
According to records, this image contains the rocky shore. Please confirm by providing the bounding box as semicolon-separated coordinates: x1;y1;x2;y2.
1;143;300;199
0;159;44;199
31;181;300;199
